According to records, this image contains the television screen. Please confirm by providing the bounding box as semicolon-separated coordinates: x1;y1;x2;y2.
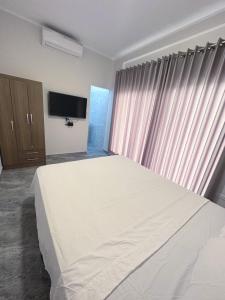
48;91;87;118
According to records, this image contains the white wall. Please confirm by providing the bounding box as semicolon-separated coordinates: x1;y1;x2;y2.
0;10;114;155
115;22;225;69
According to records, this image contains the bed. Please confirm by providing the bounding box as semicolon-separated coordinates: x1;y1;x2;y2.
32;155;225;300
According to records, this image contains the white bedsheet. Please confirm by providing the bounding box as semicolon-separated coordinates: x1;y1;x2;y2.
33;156;211;299
181;225;225;300
108;202;225;300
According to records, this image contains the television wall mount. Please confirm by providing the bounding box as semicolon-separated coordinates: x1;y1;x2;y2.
65;117;74;127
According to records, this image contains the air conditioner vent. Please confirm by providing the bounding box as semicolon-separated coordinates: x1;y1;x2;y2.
42;27;83;57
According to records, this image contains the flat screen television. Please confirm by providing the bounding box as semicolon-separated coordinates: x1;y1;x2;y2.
48;91;87;119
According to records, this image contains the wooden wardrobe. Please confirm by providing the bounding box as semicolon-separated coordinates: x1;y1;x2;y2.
0;73;46;169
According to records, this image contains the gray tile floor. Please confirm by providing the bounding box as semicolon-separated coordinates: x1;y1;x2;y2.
0;151;109;300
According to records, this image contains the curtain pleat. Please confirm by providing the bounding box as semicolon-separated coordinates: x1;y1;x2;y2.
110;38;225;195
110;59;169;162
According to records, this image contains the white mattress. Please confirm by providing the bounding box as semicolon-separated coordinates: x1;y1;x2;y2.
32;156;225;300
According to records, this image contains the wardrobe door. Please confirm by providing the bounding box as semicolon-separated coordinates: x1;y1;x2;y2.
0;77;18;167
10;79;33;155
28;81;45;151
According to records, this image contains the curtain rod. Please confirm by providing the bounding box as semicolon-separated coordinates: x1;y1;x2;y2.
167;40;225;59
123;38;225;70
180;40;225;57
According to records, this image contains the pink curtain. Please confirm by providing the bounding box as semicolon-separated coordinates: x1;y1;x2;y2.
110;39;225;195
110;59;169;162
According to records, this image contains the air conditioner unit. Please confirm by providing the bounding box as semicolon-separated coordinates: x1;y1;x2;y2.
42;27;83;57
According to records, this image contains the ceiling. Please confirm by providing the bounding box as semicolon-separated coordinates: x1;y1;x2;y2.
0;0;225;60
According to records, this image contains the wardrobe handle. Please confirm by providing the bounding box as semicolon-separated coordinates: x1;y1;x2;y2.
10;120;14;131
26;113;30;124
30;113;33;124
